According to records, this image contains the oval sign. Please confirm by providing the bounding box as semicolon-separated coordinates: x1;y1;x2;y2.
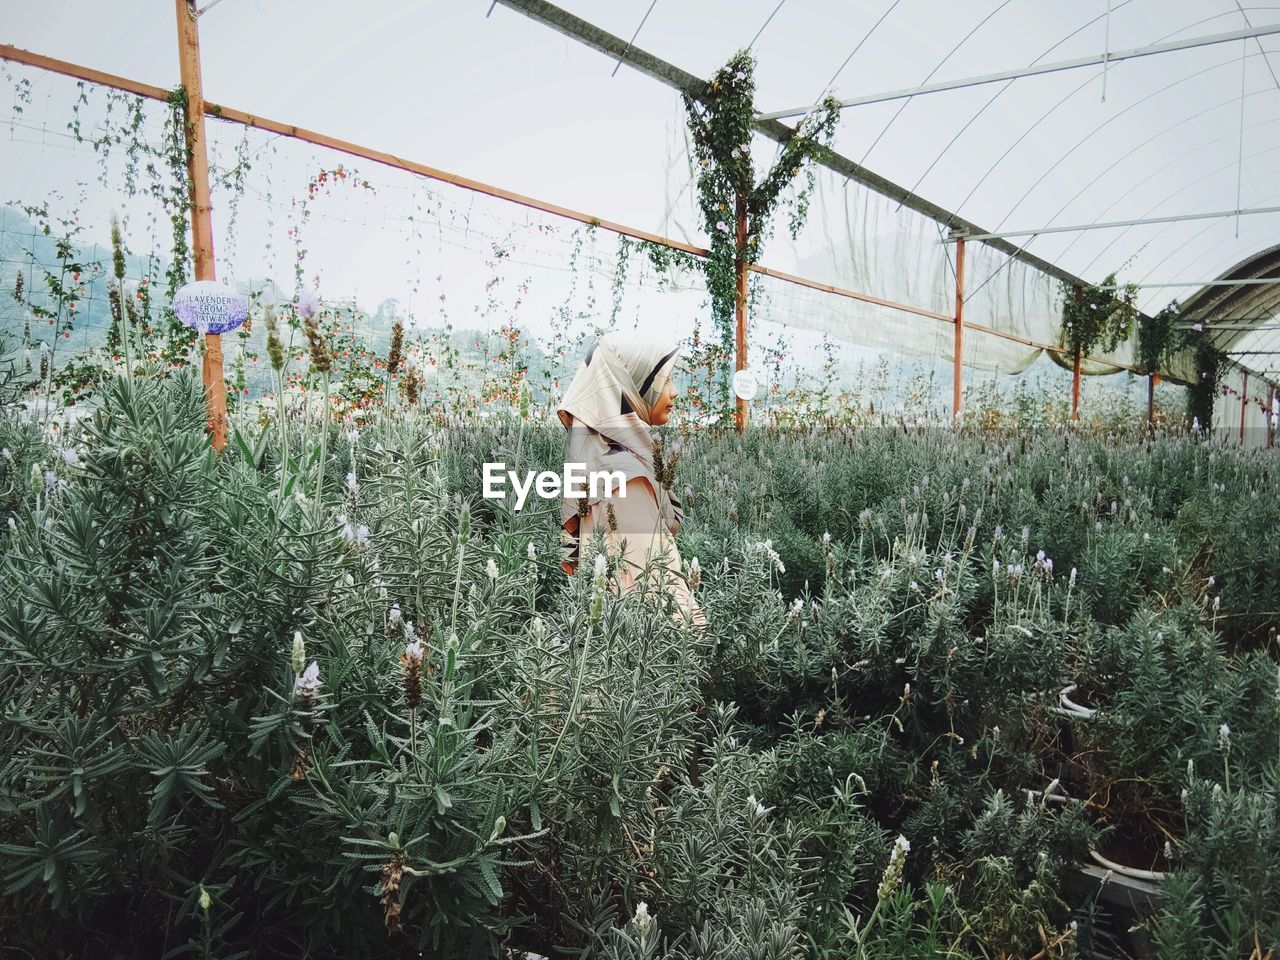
732;368;760;401
173;280;248;335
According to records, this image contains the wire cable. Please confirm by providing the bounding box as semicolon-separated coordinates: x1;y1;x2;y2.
859;0;1015;165
819;0;905;95
747;0;788;51
612;0;659;78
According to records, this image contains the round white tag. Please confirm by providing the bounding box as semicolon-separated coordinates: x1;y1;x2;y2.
732;368;760;401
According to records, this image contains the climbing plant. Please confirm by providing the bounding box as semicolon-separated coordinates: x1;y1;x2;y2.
682;50;841;352
1136;299;1181;376
1185;327;1227;429
1059;271;1139;360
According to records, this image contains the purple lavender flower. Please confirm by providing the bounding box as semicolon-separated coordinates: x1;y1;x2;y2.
297;286;320;320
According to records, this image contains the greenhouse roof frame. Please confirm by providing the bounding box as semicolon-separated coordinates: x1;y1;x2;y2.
759;21;1280;120
491;0;1091;292
493;0;1280;395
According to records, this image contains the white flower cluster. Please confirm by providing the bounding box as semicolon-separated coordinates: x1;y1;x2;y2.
336;513;369;547
877;834;911;901
748;539;785;574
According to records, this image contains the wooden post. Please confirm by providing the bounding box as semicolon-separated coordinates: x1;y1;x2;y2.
952;236;965;419
1147;369;1161;435
1071;348;1082;421
1239;370;1248;444
734;192;748;434
1070;285;1083;422
174;0;227;452
1268;385;1276;448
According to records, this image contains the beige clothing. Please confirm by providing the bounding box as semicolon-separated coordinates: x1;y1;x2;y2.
579;477;705;628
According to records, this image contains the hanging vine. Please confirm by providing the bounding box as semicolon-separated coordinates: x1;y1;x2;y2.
1186;327;1226;429
1059;271;1139;359
682;49;840;351
1135;298;1181;376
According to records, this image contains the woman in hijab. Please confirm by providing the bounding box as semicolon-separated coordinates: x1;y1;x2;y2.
557;332;704;627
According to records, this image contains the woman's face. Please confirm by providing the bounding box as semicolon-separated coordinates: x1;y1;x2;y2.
650;378;678;426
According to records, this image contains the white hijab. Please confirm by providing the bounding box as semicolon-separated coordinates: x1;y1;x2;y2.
556;333;682;574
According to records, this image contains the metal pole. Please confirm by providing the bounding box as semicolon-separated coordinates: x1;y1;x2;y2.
953;236;965;418
939;203;1280;242
734;192;748;434
174;0;226;452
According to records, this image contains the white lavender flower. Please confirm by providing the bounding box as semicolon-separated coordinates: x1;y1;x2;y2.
294;661;321;697
632;901;653;935
346;471;358;493
527;542;537;561
1218;723;1231;752
404;637;424;660
877;835;911;900
486;558;499;581
589;553;608;624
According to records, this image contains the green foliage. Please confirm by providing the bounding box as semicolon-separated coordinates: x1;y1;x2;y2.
1136;299;1181;376
1059;271;1138;359
1186;326;1227;429
682;50;840;354
1;373;1279;957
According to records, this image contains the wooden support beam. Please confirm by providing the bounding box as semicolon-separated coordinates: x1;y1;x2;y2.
174;0;226;451
1240;370;1248;443
1268;385;1276;448
734;192;748;434
953;237;965;419
1072;348;1082;421
1147;373;1156;434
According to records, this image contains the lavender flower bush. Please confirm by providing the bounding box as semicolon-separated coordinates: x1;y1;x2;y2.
0;369;1277;958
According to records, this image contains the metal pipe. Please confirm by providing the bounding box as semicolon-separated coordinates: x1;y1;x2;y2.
941;203;1280;242
758;21;1280;120
1139;278;1280;287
